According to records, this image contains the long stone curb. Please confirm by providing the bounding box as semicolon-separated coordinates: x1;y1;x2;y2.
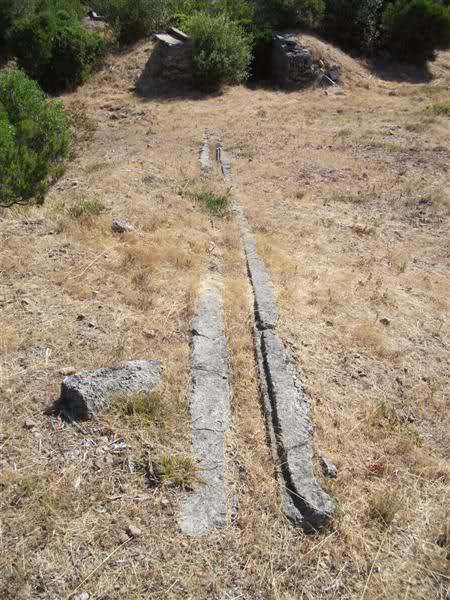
217;145;334;530
200;129;212;174
179;278;230;535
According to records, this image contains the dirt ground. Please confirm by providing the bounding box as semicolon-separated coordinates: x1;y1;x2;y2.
0;36;449;599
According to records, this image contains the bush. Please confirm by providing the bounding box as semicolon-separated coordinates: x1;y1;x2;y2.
258;0;325;29
92;0;178;43
175;0;255;29
9;9;106;92
249;26;274;80
0;69;70;207
0;0;18;46
322;0;388;53
187;12;252;91
0;0;34;47
382;0;450;64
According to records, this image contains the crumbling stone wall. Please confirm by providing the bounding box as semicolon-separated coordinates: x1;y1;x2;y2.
271;34;342;88
150;31;193;82
136;28;192;95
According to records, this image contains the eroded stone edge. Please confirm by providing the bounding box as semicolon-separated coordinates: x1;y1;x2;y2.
179;281;230;535
200;130;212;174
221;153;333;530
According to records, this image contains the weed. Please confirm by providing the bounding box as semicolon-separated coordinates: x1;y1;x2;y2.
429;102;450;117
158;454;200;489
368;490;402;526
350;223;375;236
375;400;400;425
331;191;368;204
67;198;105;220
68;101;98;143
114;390;168;426
400;424;423;447
190;190;229;216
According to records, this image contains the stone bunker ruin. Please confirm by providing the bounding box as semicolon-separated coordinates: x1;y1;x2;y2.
136;27;193;94
271;34;342;87
137;29;342;95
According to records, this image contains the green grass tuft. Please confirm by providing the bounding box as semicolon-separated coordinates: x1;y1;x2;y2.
114;390;168;426
158;454;200;489
67;198;105;220
429;102;450;117
191;190;229;216
368;490;402;526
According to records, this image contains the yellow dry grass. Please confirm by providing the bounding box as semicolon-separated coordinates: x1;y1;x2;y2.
0;37;449;599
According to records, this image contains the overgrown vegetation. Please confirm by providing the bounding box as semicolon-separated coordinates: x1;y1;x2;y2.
1;0;449;208
383;0;450;64
322;0;387;54
2;0;449;102
92;0;177;44
0;69;70;207
9;4;105;92
258;0;326;29
188;12;251;91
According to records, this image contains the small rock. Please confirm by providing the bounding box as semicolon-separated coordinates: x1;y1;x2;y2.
327;64;342;83
60;367;77;376
380;317;391;326
143;329;156;339
118;530;129;544
111;219;134;233
126;524;142;538
320;455;338;479
24;418;36;430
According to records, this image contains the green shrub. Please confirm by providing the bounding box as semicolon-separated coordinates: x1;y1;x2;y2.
175;0;255;29
35;0;85;19
92;0;178;43
382;0;450;64
9;9;106;92
258;0;325;29
322;0;388;53
187;12;251;91
0;0;35;47
0;69;71;207
0;0;19;46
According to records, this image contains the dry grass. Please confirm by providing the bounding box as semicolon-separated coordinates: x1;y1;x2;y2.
0;38;449;599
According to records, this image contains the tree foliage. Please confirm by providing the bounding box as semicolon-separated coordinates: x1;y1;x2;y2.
0;69;71;207
9;8;105;92
382;0;450;64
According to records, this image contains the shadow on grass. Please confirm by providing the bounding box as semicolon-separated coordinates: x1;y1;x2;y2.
366;57;433;84
134;77;224;102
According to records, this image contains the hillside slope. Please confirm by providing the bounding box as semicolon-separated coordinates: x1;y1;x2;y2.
1;38;449;600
